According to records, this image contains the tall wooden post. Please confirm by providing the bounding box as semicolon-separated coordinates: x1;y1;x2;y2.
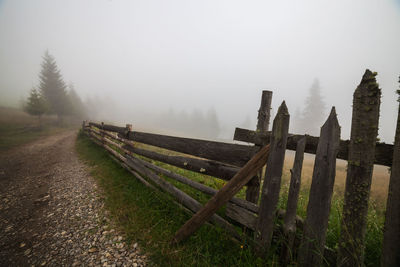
298;108;340;267
381;78;400;267
338;70;381;266
246;90;272;204
280;136;306;265
255;101;289;254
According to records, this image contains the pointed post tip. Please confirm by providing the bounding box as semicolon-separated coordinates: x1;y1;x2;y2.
277;101;289;115
321;106;340;130
329;106;337;117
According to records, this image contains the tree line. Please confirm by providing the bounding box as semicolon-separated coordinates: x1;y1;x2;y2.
24;51;86;124
158;107;221;140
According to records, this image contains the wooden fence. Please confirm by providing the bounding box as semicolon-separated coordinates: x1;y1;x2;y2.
82;69;399;267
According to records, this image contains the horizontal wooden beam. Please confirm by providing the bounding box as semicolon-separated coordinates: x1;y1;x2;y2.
125;131;257;167
234;127;393;167
88;121;257;167
226;203;304;231
90;126;256;185
89;122;126;134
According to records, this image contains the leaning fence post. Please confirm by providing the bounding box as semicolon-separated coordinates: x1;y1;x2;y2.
337;70;381;266
255;101;290;255
298;107;340;267
280;136;306;265
381;78;400;267
246;90;273;204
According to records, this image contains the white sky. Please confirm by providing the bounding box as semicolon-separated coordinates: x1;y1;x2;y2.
1;0;399;141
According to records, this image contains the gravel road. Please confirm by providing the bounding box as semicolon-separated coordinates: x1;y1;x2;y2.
0;130;147;267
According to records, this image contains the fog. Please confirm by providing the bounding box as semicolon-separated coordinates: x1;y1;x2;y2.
1;0;400;142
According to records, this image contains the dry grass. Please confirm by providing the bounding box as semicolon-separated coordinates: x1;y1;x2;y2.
282;151;390;209
0;106;71;151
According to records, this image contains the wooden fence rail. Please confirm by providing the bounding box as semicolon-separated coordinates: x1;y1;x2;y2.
82;69;400;266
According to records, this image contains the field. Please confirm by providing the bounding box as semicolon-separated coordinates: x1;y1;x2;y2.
0;107;73;151
76;130;389;266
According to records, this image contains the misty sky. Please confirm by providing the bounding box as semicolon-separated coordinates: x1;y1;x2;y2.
1;0;400;142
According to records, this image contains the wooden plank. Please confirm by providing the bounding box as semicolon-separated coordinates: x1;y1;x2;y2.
255;101;290;254
226;203;257;230
136;157;259;213
338;70;381;266
225;204;305;232
171;143;270;244
382;88;400;267
91;127;244;182
89;122;126;134
234;127;393;167
89;121;261;166
246;90;273;205
124;131;258;167
298;107;341;267
280;136;306;266
123;144;243;183
90;121;256;167
125;155;242;241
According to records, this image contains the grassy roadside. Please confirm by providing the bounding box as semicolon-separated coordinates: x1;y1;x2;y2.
76;131;385;266
75;131;265;266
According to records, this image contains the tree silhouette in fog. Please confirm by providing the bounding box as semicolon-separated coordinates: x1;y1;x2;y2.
24;87;48;125
298;79;326;135
38;50;70;122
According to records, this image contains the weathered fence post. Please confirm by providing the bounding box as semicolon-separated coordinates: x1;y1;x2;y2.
381;79;400;267
298;107;340;267
246;90;273;204
280;136;306;265
337;70;381;266
255;101;290;254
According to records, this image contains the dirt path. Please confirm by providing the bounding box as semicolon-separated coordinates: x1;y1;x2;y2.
0;131;146;267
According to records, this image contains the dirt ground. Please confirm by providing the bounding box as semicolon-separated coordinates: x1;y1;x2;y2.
0;130;146;267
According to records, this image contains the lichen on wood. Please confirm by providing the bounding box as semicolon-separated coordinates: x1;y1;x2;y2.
337;69;381;266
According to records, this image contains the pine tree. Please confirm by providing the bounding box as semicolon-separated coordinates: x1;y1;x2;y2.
24;87;48;125
300;79;326;135
38;50;71;122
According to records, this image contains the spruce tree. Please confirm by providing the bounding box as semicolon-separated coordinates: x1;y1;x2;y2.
300;79;326;135
24;87;48;125
38;51;70;122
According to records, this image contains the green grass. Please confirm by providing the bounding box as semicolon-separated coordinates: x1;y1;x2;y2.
76;131;266;266
76;131;384;266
